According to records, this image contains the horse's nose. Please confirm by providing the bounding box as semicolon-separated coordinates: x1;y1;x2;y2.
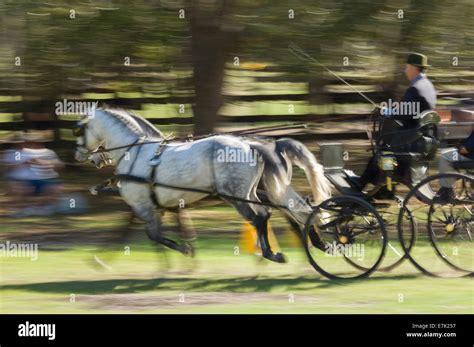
89;156;101;168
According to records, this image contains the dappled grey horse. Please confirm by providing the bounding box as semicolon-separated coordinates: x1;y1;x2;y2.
74;108;331;263
88;112;197;246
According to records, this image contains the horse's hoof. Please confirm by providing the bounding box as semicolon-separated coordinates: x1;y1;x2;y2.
181;243;195;257
274;252;287;263
263;252;287;264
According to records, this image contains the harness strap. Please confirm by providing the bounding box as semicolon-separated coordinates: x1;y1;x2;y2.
115;138;141;168
150;165;159;207
126;141;144;175
93;137;171;154
113;174;289;210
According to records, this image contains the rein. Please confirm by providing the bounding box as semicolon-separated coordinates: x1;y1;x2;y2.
91;138;169;155
114;173;291;210
83;123;308;155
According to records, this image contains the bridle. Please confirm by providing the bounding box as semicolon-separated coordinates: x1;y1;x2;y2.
72;119;164;169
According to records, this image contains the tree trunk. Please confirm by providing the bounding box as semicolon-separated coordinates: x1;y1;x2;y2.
190;1;234;136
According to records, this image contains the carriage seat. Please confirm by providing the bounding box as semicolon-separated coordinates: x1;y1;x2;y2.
319;142;365;197
378;110;441;160
325;170;366;197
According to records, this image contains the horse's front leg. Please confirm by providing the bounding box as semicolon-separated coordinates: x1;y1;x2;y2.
136;205;192;255
120;183;191;256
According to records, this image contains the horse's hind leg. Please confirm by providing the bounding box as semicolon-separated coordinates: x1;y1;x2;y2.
231;201;286;263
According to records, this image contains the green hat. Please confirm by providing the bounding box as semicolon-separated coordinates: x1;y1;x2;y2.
407;53;431;68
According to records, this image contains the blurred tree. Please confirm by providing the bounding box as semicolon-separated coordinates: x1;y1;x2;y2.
189;0;238;135
0;0;472;137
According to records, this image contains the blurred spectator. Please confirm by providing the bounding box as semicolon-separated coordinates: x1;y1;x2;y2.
1;132;30;196
21;131;64;198
1;131;64;215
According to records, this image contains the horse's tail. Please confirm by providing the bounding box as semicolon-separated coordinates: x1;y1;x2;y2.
248;141;311;224
275;138;332;205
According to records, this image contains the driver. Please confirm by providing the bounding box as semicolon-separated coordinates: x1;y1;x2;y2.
353;53;437;190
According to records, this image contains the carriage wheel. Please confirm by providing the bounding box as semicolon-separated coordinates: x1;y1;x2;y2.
428;174;473;275
303;195;387;279
366;186;417;272
398;173;473;277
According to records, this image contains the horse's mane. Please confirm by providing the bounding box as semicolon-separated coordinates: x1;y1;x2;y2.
128;114;164;138
98;107;163;138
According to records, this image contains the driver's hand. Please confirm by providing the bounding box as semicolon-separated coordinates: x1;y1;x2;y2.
372;105;382;117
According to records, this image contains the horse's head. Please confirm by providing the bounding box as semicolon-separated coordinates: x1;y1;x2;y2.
73;114;104;163
74;107;158;166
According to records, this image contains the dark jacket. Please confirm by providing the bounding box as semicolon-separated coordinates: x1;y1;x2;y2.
461;131;474;159
395;74;437;128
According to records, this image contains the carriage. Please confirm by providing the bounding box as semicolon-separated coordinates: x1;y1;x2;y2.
303;109;473;279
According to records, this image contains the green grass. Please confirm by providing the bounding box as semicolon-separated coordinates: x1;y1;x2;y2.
1;235;472;314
